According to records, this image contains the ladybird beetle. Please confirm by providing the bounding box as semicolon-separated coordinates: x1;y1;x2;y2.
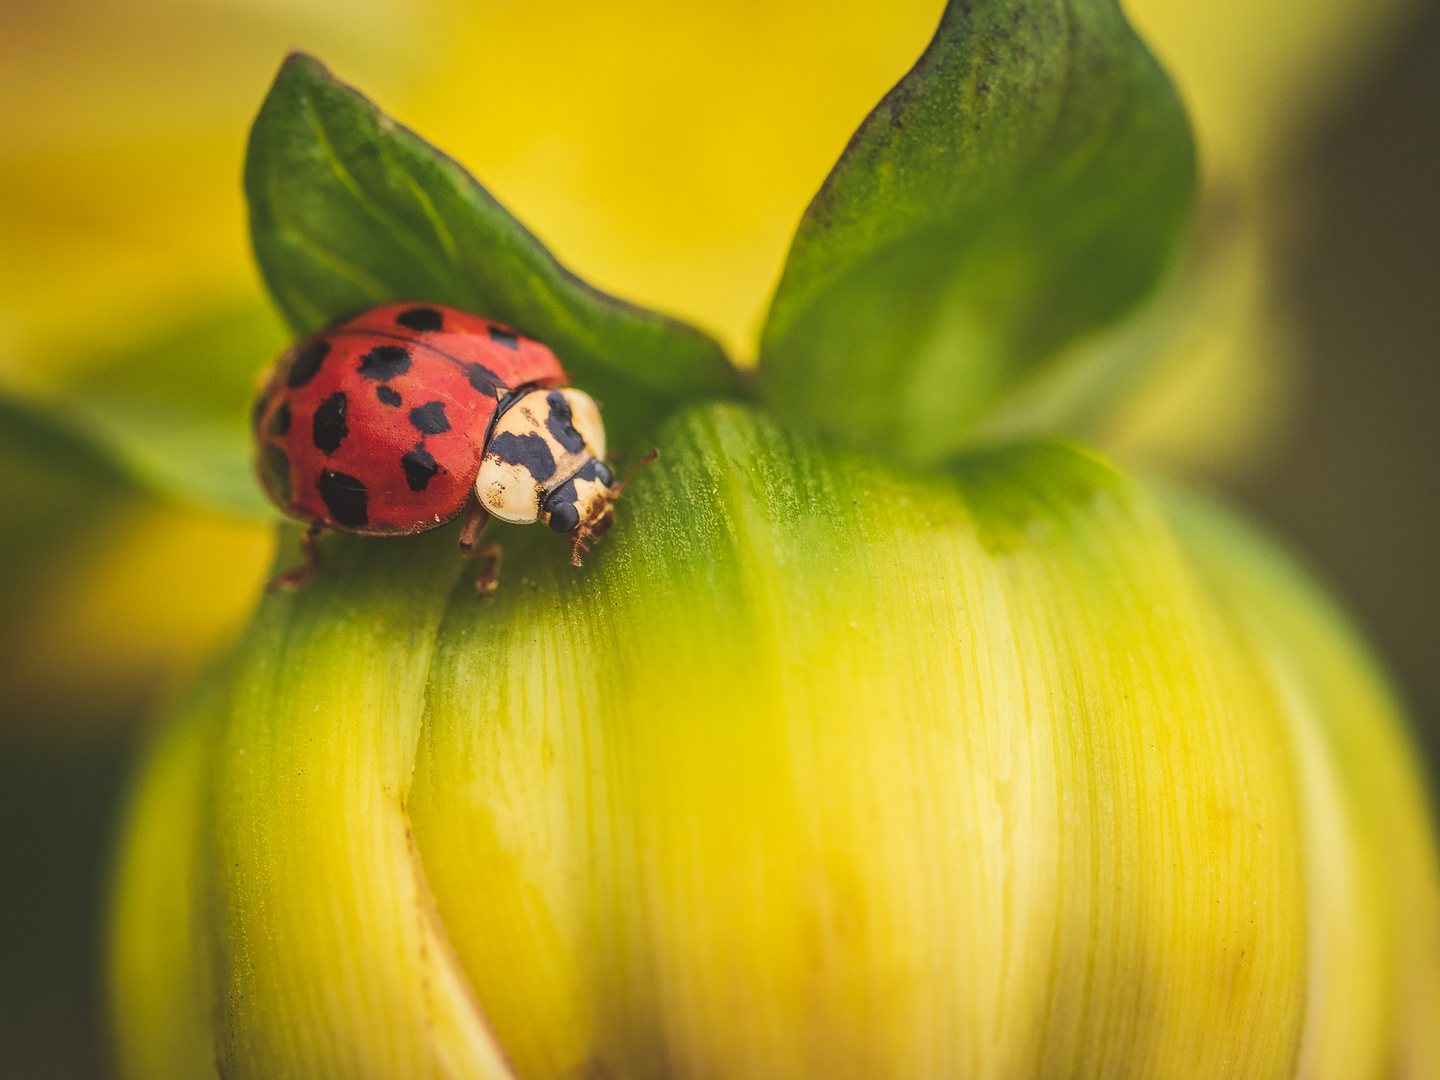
251;301;654;593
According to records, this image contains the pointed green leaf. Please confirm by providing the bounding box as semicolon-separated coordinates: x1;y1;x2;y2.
245;53;745;446
759;0;1194;463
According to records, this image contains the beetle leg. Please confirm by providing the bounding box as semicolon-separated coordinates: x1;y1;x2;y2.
468;545;503;595
268;523;325;592
458;497;490;555
459;499;502;595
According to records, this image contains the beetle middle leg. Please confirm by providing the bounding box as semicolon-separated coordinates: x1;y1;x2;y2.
459;498;502;595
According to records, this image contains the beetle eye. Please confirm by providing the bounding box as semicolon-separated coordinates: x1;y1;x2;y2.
546;497;580;534
593;460;614;487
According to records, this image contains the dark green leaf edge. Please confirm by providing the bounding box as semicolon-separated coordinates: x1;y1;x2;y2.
246;53;747;446
963;190;1240;444
756;0;1196;464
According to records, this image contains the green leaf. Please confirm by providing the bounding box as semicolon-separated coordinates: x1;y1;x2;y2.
758;0;1195;463
0;300;287;521
0;389;130;570
245;53;745;447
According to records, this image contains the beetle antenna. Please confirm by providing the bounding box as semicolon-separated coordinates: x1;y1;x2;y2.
610;448;659;499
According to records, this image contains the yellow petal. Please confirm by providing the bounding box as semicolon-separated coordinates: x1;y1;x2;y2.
409;405;1308;1078
1167;488;1440;1079
203;530;516;1080
114;405;1440;1077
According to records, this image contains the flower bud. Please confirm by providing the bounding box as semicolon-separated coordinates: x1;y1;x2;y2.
110;405;1440;1078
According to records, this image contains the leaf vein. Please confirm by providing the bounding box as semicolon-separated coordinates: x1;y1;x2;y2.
302;90;468;297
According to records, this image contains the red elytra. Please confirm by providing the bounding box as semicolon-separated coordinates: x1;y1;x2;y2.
252;301;568;536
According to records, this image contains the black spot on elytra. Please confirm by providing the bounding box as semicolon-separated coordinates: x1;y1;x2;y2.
488;431;555;482
545;391;587;453
396;307;444;332
463;362;501;396
544;480;580;533
409;400;450;435
269;401;292;437
376;385;402;407
286;340;331;388
358;344;412;381
262;444;291;502
400;444;440;491
250;393;270;431
487;325;519;350
312;392;348;454
317;470;368;527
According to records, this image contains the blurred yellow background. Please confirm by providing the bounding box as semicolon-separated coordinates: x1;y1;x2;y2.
0;0;1422;746
0;0;1418;371
1;1;1437;1074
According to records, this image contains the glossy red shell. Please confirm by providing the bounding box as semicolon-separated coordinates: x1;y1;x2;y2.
252;302;568;535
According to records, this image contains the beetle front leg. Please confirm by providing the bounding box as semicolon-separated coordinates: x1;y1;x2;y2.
459;498;502;595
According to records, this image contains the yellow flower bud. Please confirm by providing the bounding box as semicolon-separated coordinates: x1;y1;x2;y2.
109;406;1440;1078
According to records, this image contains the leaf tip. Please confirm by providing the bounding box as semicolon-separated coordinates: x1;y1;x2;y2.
276;49;330;82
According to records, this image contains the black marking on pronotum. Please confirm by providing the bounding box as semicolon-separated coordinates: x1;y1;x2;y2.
317;470;368;527
312;392;349;454
409;400;451;435
358;344;412;382
493;385;536;419
269;401;292;437
396;307;444;332
463;362;501;397
543;479;580;533
488;431;556;482
286;340;331;388
545;391;587;453
574;458;612;486
487;325;519;349
376;385;402;407
263;444;292;502
250;393;270;431
478;384;536;456
400;444;441;491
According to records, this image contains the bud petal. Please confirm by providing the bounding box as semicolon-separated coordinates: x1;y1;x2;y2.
110;404;1440;1078
409;405;1308;1078
205;532;518;1078
1168;491;1440;1078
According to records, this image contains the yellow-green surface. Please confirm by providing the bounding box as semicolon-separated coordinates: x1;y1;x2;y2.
1168;491;1440;1079
111;406;1439;1078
